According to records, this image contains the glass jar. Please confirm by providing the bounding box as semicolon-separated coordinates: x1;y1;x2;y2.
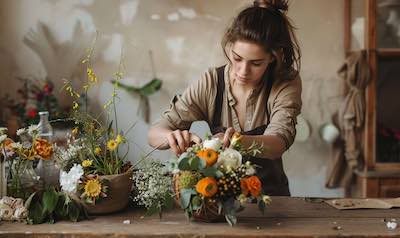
8;159;40;199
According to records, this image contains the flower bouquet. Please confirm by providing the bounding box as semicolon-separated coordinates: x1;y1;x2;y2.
0;126;52;199
172;133;271;226
53;37;134;214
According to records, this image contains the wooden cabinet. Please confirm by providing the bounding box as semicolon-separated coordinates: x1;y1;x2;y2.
345;0;400;198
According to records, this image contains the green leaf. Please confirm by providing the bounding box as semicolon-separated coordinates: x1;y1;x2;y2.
190;157;200;170
145;203;159;216
28;202;44;224
202;167;218;177
42;188;59;214
24;192;36;209
139;78;162;96
191;196;202;211
180;188;195;209
197;157;206;170
164;192;174;209
111;80;139;93
178;157;190;171
68;203;80;222
113;78;162;96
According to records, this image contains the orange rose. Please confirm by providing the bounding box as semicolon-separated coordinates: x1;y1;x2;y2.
196;148;218;167
3;139;14;150
241;176;262;197
33;138;53;160
195;177;218;197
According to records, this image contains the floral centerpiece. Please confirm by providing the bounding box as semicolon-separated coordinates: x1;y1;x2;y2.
172;133;271;226
0;126;52;199
53;36;134;214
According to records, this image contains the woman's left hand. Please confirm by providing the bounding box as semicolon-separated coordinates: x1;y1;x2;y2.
213;127;236;148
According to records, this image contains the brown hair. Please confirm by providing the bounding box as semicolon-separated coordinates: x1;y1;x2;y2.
222;0;301;80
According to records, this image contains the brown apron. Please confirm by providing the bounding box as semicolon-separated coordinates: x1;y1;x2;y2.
211;65;290;196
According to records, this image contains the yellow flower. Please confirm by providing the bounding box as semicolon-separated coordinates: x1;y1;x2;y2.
107;139;118;151
72;102;79;110
94;147;102;155
84;179;102;198
72;127;79;136
82;159;93;168
116;134;124;144
87;68;97;82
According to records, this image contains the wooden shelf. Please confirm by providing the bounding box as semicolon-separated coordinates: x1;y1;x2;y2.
377;49;400;57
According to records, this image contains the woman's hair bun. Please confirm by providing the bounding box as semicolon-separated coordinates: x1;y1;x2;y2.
253;0;289;12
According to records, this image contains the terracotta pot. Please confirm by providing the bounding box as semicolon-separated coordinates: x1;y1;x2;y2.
83;168;133;215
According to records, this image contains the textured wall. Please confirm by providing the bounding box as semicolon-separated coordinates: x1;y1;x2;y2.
0;0;345;197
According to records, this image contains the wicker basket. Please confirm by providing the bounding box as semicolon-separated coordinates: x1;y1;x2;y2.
173;173;224;222
83;168;133;215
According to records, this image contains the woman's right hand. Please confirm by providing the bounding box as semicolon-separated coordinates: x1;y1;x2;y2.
166;130;201;155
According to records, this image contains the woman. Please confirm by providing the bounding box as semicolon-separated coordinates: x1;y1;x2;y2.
148;0;301;196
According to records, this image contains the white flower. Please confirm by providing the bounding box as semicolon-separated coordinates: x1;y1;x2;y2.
16;128;27;136
11;142;22;150
13;206;28;219
28;125;39;136
0;204;14;220
0;135;7;144
0;127;7;135
60;164;84;193
262;195;272;204
217;148;242;169
245;166;256;176
203;138;222;151
238;194;247;204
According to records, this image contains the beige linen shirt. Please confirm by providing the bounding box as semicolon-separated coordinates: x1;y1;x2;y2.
156;65;302;149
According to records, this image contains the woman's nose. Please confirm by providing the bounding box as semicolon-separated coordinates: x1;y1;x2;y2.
238;62;250;76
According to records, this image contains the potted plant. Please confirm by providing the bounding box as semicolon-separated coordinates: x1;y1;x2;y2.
53;37;135;214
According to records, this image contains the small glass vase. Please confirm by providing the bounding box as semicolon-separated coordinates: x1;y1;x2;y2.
7;159;41;199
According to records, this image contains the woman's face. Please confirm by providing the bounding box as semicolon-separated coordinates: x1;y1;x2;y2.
229;40;273;87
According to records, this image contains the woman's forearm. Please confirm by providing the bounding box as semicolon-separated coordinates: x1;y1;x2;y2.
240;134;286;159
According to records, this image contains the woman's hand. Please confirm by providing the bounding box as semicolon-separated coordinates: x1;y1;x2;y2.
167;130;201;155
213;127;237;149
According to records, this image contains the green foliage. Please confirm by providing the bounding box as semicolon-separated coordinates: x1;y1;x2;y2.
113;78;162;96
26;188;88;225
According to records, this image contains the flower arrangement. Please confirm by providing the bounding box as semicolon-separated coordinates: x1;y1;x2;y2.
53;35;134;211
132;160;174;218
3;77;68;129
0;126;53;199
172;133;271;226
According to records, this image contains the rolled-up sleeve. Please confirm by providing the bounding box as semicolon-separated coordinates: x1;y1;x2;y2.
264;75;302;149
155;70;214;131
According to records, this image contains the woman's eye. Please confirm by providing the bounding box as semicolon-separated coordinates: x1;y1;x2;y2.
233;57;241;62
252;62;262;66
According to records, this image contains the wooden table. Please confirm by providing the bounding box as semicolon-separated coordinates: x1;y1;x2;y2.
1;197;399;237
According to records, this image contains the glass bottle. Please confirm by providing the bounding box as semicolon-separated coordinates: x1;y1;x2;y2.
36;111;59;188
37;111;53;141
